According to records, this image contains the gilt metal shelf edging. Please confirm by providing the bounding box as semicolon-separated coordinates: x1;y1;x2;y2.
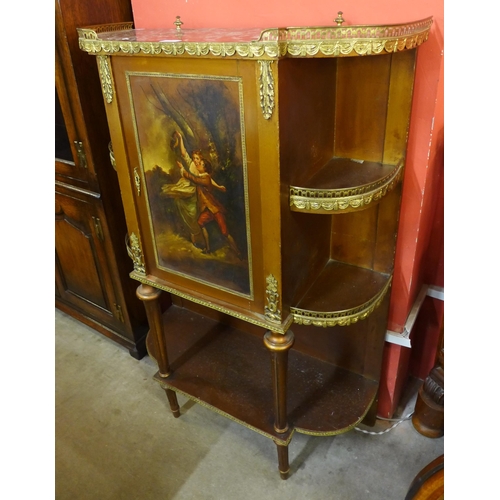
290;161;404;214
78;17;432;60
291;276;392;328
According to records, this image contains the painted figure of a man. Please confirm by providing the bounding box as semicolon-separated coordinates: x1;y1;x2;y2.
177;157;241;259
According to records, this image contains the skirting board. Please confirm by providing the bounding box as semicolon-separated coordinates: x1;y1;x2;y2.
385;285;444;348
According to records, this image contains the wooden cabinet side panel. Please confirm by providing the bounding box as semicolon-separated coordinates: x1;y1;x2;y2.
330;205;379;270
329;188;404;273
278;58;337;186
382;50;418;165
278;59;336;306
291;293;390;380
361;293;392;381
334;55;392;162
372;184;403;273
329;52;416;273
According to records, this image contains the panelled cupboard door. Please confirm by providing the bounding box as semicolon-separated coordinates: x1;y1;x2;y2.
109;56;285;331
55;189;125;334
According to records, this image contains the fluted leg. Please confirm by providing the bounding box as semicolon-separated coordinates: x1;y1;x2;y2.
264;329;294;433
264;329;294;479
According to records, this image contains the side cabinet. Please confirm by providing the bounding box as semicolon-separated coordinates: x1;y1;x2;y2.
79;16;432;477
55;0;147;358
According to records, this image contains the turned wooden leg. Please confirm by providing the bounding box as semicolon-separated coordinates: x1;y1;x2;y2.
136;285;181;416
136;284;171;377
275;442;290;480
263;330;294;434
165;388;180;418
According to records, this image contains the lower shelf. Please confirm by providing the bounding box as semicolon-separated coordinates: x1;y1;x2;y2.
148;304;378;442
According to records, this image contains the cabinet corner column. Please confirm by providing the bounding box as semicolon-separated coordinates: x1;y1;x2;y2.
136;284;171;377
263;330;294;433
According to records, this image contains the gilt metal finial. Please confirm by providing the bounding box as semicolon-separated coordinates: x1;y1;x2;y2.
174;16;183;32
334;11;345;26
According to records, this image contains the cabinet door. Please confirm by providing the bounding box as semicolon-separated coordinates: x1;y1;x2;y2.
108;55;284;329
55;189;125;333
55;3;98;192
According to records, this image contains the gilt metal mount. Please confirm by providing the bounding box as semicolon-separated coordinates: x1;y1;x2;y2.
174;16;183;32
265;274;282;323
335;12;345;26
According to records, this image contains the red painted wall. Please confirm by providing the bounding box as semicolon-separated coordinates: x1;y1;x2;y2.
131;0;445;417
131;0;439;31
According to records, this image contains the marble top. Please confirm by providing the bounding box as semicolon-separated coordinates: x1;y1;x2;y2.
96;28;267;44
78;18;433;59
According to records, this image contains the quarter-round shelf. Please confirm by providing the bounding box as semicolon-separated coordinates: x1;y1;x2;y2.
290;157;403;214
291;260;392;327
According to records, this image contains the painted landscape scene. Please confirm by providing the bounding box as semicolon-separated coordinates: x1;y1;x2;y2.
128;73;252;297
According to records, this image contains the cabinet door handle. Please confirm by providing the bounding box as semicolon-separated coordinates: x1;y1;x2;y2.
108;142;116;171
114;303;124;323
134;167;141;196
74;141;88;169
92;216;104;241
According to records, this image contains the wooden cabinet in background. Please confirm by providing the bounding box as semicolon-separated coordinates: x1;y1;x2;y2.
79;15;432;477
55;0;148;359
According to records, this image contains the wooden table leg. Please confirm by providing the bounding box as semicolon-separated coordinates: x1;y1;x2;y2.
264;329;294;434
264;329;294;478
275;442;290;480
136;284;180;416
165;388;180;418
136;284;171;376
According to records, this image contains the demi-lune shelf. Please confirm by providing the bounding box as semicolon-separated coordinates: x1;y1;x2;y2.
290;157;403;214
147;305;378;442
291;260;392;327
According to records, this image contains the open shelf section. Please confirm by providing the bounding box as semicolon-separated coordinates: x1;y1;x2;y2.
291;260;392;327
290;157;403;214
148;304;377;441
148;305;290;443
288;350;378;436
